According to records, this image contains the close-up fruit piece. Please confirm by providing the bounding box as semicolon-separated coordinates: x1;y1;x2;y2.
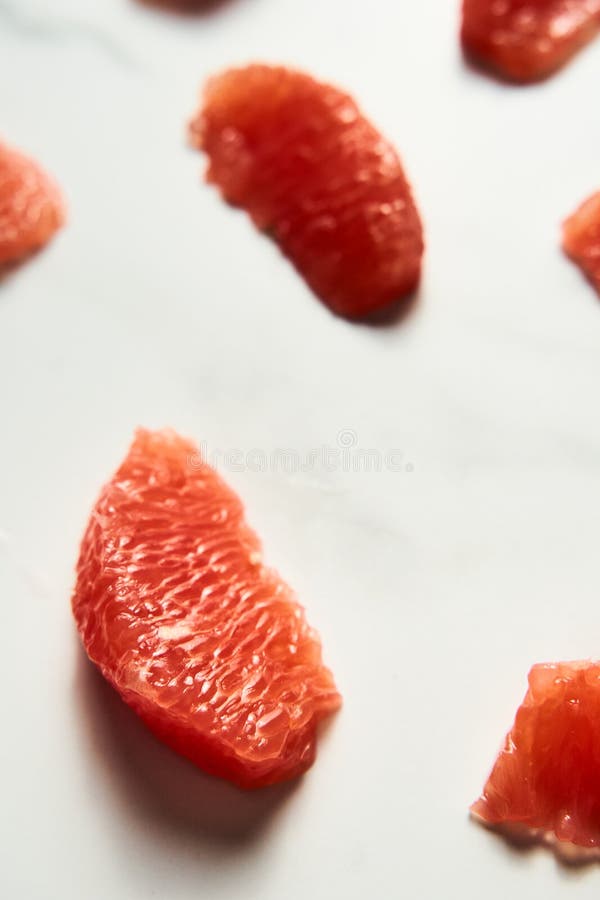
72;429;340;789
562;191;600;297
189;64;424;319
461;0;600;83
135;0;223;11
0;141;65;267
472;661;600;856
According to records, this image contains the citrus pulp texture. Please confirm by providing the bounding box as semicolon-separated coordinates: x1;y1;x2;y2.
563;191;600;297
190;64;424;319
0;142;64;267
461;0;600;82
472;661;600;853
72;430;341;789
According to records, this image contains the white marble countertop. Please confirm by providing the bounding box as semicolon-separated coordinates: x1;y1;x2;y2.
2;1;600;897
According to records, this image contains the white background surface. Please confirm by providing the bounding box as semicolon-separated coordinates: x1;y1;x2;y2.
2;0;600;896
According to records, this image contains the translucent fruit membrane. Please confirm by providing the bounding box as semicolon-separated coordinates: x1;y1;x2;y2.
72;429;341;789
190;64;424;319
472;661;600;858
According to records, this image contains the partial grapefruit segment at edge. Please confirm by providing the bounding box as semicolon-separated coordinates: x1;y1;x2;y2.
72;429;341;789
0;141;65;267
472;661;600;859
189;64;424;320
461;0;600;83
562;191;600;298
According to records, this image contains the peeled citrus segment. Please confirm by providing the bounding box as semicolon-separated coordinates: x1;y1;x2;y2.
461;0;600;83
0;142;65;267
189;64;424;319
72;429;340;789
562;191;600;297
472;661;600;854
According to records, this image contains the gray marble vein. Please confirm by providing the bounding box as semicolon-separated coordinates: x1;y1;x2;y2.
0;0;136;67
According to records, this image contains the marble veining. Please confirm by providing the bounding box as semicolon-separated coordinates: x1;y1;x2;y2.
0;0;134;65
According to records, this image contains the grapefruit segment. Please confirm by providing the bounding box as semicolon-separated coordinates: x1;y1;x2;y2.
461;0;600;82
72;429;340;789
0;142;65;267
472;661;600;854
189;64;424;319
562;191;600;297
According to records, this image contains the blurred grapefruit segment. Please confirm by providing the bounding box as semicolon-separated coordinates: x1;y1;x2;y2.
472;661;600;855
0;142;64;267
461;0;600;82
72;429;340;789
189;64;424;319
562;191;600;296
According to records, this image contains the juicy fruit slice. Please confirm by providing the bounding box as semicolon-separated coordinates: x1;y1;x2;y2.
72;429;340;789
472;661;600;854
0;142;64;267
461;0;600;82
562;191;600;296
137;0;221;10
189;64;424;319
